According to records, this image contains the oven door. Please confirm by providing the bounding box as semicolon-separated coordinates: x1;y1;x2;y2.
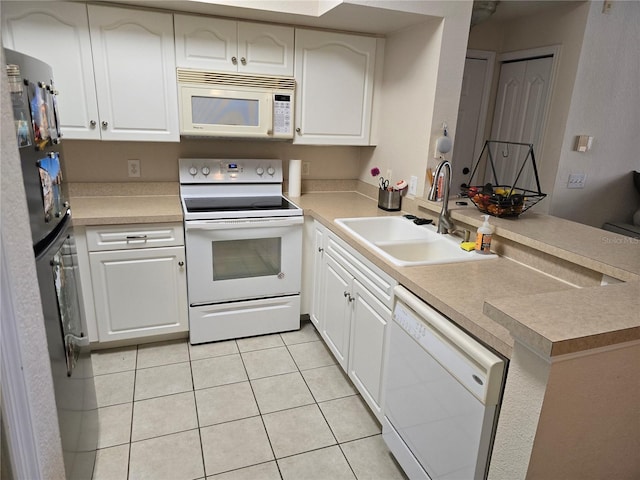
185;216;303;304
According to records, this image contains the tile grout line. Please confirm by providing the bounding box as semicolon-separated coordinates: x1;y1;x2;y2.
188;337;210;480
240;333;285;479
286;333;360;478
126;344;139;480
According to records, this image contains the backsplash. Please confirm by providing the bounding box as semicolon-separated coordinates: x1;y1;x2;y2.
61;140;364;183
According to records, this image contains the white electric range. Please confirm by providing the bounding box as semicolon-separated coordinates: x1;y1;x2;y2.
179;158;303;344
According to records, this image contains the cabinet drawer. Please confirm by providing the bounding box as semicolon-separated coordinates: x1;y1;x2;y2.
326;234;396;309
86;223;184;251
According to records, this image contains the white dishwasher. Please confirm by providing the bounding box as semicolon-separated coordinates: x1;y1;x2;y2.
382;286;505;480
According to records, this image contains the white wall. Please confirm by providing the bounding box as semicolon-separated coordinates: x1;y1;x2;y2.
62;140;362;183
360;1;473;198
549;0;640;227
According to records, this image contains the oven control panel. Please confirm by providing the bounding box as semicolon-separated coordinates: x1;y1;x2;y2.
179;158;283;184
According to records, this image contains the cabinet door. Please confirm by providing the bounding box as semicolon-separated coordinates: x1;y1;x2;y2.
237;22;294;76
320;254;352;369
309;226;325;328
174;15;237;71
88;5;179;141
2;1;101;140
349;280;390;421
90;246;188;342
294;29;376;145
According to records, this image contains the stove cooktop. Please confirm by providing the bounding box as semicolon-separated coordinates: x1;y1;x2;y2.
178;158;302;220
184;196;299;213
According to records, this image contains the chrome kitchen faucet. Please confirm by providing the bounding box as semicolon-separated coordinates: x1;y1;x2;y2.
427;160;455;234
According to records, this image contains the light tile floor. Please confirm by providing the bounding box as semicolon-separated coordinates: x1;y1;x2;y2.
90;320;407;480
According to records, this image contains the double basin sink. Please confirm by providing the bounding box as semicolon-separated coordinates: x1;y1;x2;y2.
334;216;496;267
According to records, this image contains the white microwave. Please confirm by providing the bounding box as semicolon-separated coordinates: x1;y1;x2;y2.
178;68;295;139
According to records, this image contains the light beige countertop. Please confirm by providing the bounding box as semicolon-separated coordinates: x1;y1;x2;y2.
68;182;182;226
68;183;639;359
417;198;640;281
294;191;640;359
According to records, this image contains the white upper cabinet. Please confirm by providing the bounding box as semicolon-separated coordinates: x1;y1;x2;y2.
88;5;179;142
294;29;377;145
3;2;179;142
174;15;294;76
2;1;100;140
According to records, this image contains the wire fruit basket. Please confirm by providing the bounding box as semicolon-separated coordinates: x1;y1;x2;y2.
463;140;546;218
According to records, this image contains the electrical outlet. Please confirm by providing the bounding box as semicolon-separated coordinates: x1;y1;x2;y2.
302;161;310;176
386;169;392;181
128;159;140;178
567;173;586;189
408;176;418;196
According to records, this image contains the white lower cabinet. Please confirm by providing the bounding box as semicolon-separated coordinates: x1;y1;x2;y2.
312;221;396;420
77;223;188;343
349;280;389;417
320;253;352;369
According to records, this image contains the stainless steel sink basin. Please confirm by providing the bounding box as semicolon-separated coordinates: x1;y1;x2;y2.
334;216;496;267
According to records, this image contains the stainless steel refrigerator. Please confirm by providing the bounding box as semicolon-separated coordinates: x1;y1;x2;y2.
4;48;98;479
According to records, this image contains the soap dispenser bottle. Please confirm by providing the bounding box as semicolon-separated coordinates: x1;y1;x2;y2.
475;215;493;254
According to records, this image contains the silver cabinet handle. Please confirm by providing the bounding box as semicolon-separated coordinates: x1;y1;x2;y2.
178;261;184;267
101;121;108;129
231;56;237;65
295;127;301;134
126;235;147;243
240;57;246;65
318;247;324;253
90;120;97;128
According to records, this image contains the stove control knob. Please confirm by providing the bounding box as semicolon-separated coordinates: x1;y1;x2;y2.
256;167;265;176
201;166;210;176
267;166;276;176
189;166;198;176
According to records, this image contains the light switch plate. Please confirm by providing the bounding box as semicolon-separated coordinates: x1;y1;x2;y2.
574;135;593;152
408;176;418;196
567;173;586;189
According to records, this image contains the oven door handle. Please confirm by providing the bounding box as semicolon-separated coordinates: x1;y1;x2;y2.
186;216;303;231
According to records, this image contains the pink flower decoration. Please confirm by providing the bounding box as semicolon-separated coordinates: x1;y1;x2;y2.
370;167;380;177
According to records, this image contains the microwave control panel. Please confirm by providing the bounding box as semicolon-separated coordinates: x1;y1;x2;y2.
273;94;292;136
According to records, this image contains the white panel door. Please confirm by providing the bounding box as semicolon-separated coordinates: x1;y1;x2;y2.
2;1;100;139
88;5;179;141
451;57;490;194
238;22;294;76
90;246;188;342
490;57;553;190
349;279;389;420
320;254;352;369
294;29;376;145
174;15;237;71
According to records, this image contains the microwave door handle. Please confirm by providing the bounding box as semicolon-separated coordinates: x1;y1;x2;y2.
266;94;273;136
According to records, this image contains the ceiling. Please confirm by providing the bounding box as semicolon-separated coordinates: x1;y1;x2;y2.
90;0;437;35
89;0;582;35
484;1;584;23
